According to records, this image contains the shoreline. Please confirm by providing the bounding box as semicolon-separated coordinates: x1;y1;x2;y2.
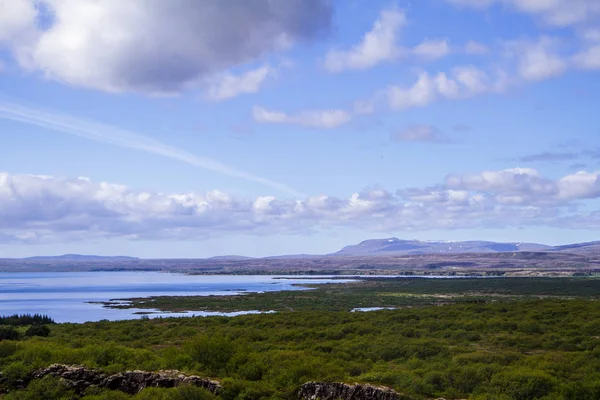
94;276;600;314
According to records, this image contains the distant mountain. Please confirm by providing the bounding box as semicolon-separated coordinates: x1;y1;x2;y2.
14;239;600;263
548;241;600;255
23;254;139;262
265;254;321;259
331;238;552;256
206;255;255;261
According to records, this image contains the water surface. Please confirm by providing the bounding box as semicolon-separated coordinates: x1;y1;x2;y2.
0;272;353;323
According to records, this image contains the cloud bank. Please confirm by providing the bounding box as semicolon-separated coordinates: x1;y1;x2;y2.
2;169;599;243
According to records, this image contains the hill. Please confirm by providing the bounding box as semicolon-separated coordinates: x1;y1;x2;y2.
23;254;139;262
548;241;600;255
331;237;552;256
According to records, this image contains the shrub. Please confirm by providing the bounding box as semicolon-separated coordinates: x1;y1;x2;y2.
25;324;50;337
488;369;557;400
0;327;19;341
1;361;33;386
2;376;74;400
187;335;236;375
0;341;18;357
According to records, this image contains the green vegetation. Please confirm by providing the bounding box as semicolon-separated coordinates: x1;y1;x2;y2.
2;279;600;399
1;377;217;400
0;314;55;326
105;277;600;313
0;314;54;341
24;324;51;337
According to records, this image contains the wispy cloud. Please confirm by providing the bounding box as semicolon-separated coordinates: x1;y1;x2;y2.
514;148;600;163
453;123;472;132
391;124;452;143
252;106;351;129
464;40;490;55
0;100;301;196
412;39;450;60
206;65;274;101
447;0;600;28
516;151;579;163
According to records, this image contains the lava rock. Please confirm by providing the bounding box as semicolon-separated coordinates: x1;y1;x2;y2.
32;364;220;396
298;381;414;400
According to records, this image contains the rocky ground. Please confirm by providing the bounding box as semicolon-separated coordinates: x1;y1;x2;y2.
2;364;221;396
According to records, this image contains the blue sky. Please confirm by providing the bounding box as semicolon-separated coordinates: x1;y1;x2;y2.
0;0;599;258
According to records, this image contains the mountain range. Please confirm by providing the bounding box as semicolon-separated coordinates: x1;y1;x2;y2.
331;238;552;256
15;238;600;260
330;238;600;256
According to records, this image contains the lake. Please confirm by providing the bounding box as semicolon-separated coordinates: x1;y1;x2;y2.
0;272;355;323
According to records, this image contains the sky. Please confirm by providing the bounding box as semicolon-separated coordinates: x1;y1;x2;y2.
0;0;600;258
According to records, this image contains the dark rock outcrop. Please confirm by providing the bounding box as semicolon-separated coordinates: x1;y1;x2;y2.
32;364;220;396
298;381;414;400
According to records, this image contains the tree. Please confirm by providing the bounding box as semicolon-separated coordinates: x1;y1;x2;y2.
0;326;19;340
25;324;50;337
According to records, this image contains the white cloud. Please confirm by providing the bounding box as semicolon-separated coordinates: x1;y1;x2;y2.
453;66;491;93
510;0;600;27
324;8;406;72
361;34;578;114
392;124;450;143
3;0;332;94
413;39;450;60
353;100;375;115
464;40;490;55
581;28;600;42
446;0;495;8
505;37;567;81
252;106;351;129
557;171;600;200
387;72;444;110
387;66;493;110
0;0;36;43
573;45;600;69
445;168;557;197
447;0;600;27
2;169;600;243
0;100;300;195
444;168;600;204
206;65;274;101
